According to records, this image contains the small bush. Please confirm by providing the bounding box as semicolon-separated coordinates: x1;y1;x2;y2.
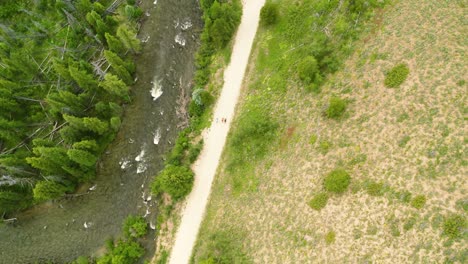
410;195;427;209
325;97;347;119
188;139;204;164
384;63;409;88
308;192;329;210
151;165;194;200
71;256;89;264
318;140;331;154
325;231;336;244
297;56;319;84
260;2;279;26
456;199;468;212
309;134;318;145
443;214;467;239
324;169;351;194
404;216;417;231
396;190;412;203
364;181;384;196
123;215;148;238
398;135;410;148
97;239;144;264
306;82;322;94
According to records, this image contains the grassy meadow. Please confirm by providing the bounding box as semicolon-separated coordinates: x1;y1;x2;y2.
192;0;467;263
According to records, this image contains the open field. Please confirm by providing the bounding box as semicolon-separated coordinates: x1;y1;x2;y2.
192;0;467;263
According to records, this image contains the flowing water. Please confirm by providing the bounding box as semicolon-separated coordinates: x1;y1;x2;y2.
0;1;201;262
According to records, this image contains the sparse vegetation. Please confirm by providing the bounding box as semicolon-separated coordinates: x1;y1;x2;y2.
364;180;385;196
194;0;465;262
308;192;329;210
384;63;410;88
196;230;251;264
324;169;351;194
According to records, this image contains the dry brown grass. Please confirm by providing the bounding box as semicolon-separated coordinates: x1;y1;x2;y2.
194;0;467;263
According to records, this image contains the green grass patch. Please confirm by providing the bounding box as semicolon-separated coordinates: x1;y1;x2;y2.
404;216;418;231
318;140;332;154
410;195;427;209
398;135;411;148
325;230;336;245
226;107;278;193
363;180;385;196
384;63;410;88
194;230;252;264
325;97;347;119
323;169;351;194
309;134;318;145
308;192;329;211
443;214;467;240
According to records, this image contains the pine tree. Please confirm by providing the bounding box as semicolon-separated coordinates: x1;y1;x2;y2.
72;140;98;152
26;146;71;175
99;73;130;101
116;24;141;53
105;33;125;54
0;190;31;214
68;64;98;91
33;180;70;201
67;148;97;167
104;50;133;84
0;118;23;148
47;90;84;118
63;114;109;135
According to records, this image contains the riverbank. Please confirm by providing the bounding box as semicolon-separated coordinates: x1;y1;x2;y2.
0;1;202;262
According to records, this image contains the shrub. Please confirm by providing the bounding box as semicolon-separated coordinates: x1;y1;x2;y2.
384;63;409;88
306;82;322;94
404;216;417;231
410;195;427;209
318;140;331;154
151;165;194;200
364;181;384;196
308;192;329;210
390;190;411;204
398;135;410;147
71;256;89;264
323;169;351;194
188;139;204;164
443;214;467;239
123;215;148;238
208;1;242;49
260;2;279;26
325;231;336;244
309;134;317;145
325;97;347;119
297;56;319;84
97;240;144;264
